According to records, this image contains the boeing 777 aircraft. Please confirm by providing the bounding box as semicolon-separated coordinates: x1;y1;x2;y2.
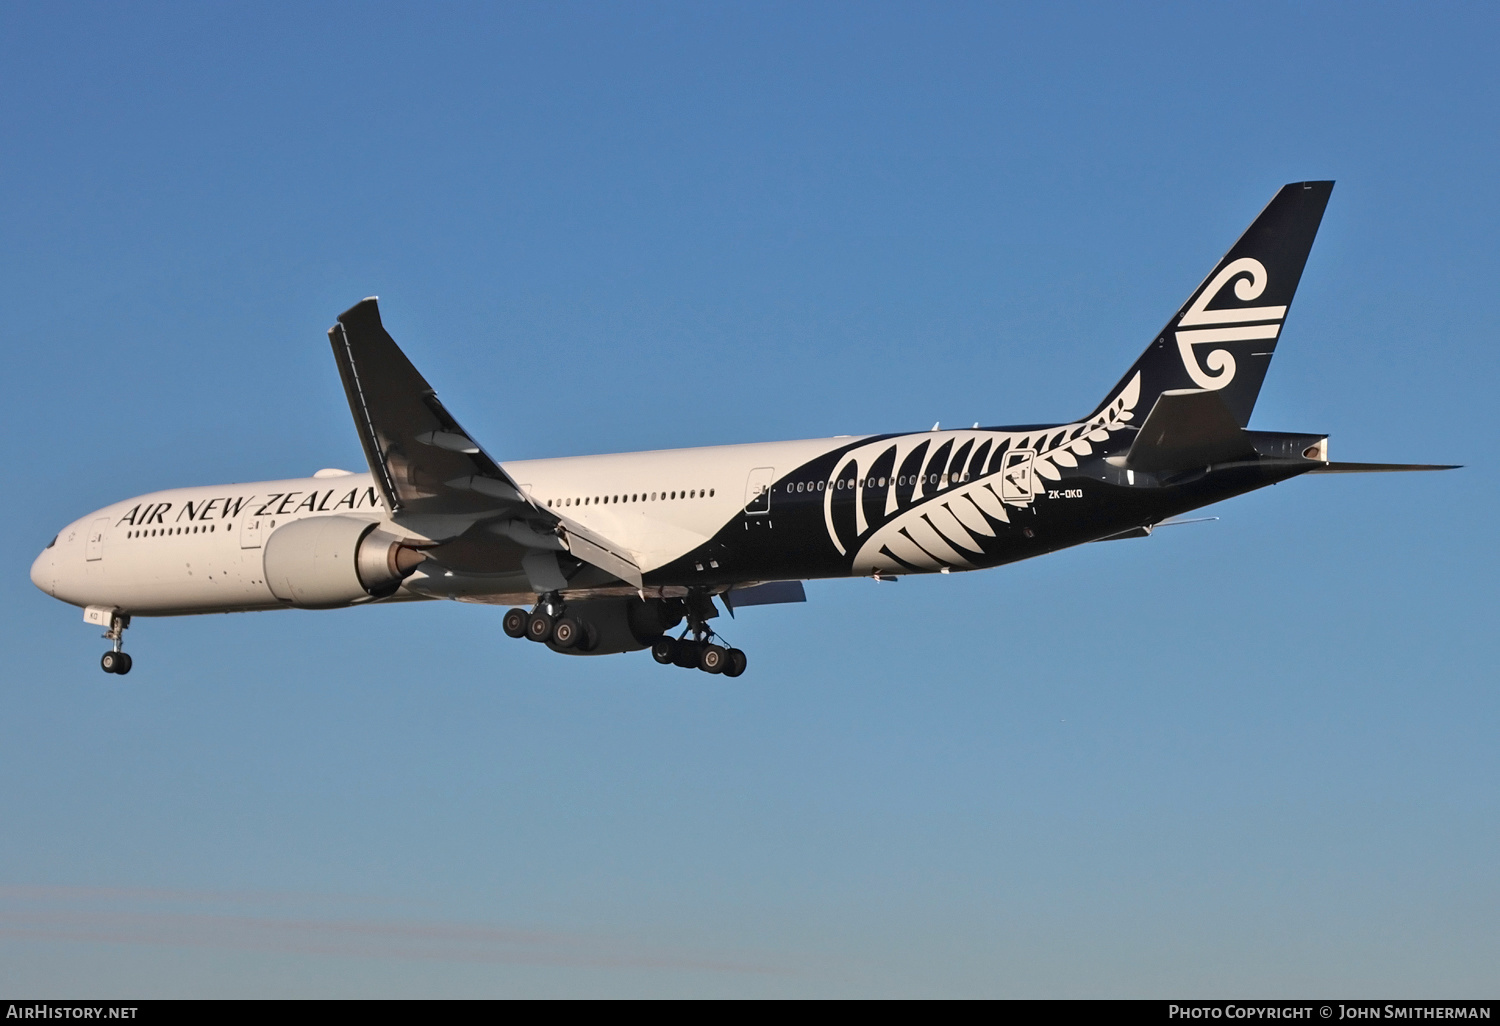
30;181;1454;677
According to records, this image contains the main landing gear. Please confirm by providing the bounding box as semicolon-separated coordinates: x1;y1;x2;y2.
500;592;748;675
503;597;599;652
651;634;747;677
100;612;133;675
651;589;745;676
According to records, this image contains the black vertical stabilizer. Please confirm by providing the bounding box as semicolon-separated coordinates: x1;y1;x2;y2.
1089;181;1333;428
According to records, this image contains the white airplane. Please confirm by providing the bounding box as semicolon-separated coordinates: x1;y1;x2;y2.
30;182;1453;677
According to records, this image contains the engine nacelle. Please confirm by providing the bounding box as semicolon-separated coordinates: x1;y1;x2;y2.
263;516;425;609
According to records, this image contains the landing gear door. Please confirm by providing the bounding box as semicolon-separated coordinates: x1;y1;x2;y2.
744;467;775;515
999;449;1037;505
240;516;264;549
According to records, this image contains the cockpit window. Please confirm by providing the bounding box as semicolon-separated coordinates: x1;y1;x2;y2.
46;535;56;549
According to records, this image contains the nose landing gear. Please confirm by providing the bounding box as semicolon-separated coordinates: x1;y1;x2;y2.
100;612;132;675
101;651;132;674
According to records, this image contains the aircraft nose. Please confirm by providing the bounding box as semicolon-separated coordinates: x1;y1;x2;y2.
31;539;56;596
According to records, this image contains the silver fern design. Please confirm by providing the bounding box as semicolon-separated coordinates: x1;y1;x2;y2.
825;372;1142;575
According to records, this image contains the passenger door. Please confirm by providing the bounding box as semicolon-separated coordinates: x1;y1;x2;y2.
240;516;264;549
1000;450;1036;503
85;518;109;561
744;467;775;515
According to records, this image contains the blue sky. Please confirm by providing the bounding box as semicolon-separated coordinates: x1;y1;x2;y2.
2;2;1496;997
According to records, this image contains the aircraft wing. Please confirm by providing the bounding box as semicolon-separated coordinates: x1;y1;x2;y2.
328;298;642;588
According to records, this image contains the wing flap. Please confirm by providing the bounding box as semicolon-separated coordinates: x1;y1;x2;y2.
552;514;643;590
722;581;807;612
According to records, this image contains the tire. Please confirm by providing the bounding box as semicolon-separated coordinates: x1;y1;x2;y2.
723;648;747;678
526;611;555;643
100;651;121;674
115;652;133;675
579;622;600;653
502;608;528;639
552;616;581;649
672;640;702;669
698;644;727;674
651;636;677;664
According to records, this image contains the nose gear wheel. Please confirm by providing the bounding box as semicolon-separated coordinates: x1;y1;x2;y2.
99;611;133;675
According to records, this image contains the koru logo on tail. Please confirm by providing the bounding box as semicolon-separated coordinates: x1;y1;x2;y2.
1175;257;1285;390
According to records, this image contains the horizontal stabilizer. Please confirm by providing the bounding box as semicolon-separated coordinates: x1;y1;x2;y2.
1125;389;1257;472
1307;462;1461;474
1092;516;1219;543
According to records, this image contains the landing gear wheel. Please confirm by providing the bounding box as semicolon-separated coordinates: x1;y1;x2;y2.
579;622;600;653
672;640;703;669
551;617;582;649
100;651;130;675
651;637;677;664
722;648;747;678
502;608;528;639
526;611;555;643
698;644;727;674
116;652;133;675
